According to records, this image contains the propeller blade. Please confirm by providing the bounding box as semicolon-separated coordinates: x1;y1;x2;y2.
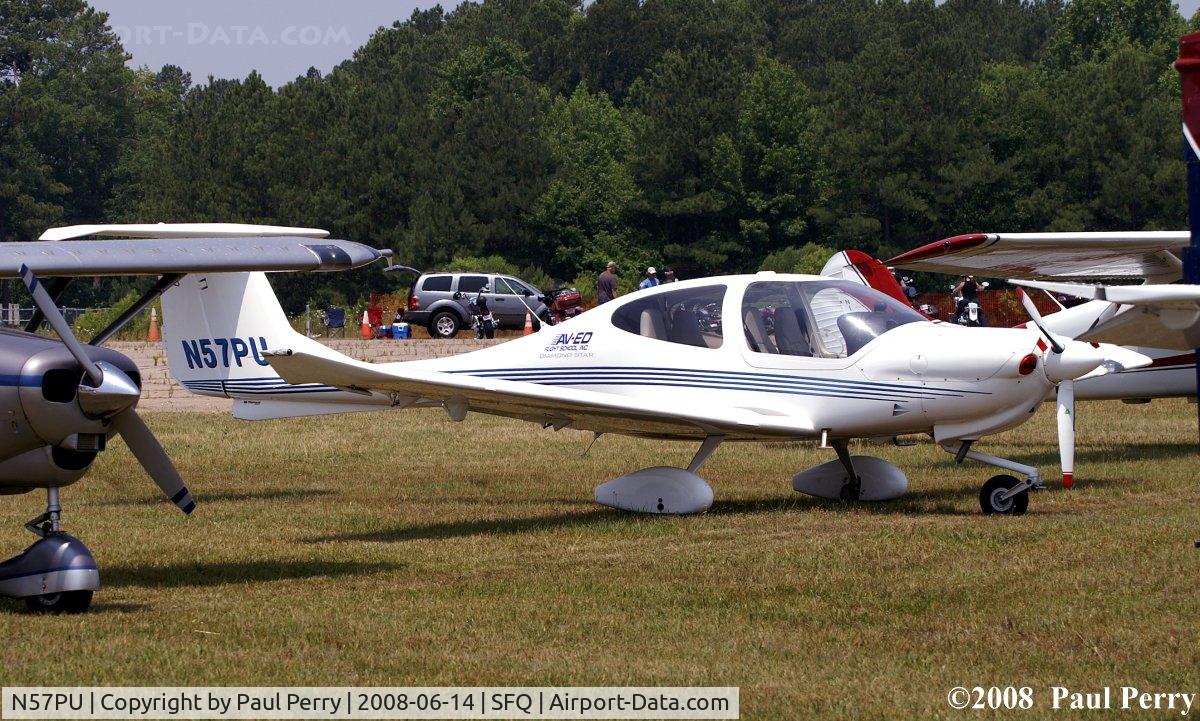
1057;379;1075;489
111;410;196;514
1016;287;1065;354
18;264;102;385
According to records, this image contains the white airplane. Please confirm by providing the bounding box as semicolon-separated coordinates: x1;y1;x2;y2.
824;234;1200;488
162;265;1153;515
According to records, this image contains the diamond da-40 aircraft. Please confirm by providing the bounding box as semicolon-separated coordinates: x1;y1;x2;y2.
161;255;1152;522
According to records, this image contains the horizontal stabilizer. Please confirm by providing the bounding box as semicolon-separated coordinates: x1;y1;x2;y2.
232;399;395;421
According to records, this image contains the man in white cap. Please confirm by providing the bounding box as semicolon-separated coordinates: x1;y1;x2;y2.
639;266;660;290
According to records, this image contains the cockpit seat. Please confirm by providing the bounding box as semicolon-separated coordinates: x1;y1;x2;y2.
744;309;777;354
639;308;667;341
772;308;811;357
668;309;708;348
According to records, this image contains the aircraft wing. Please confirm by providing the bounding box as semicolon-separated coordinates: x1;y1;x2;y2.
0;237;387;277
265;349;816;441
39;223;329;240
887;232;1189;281
1012;279;1200;349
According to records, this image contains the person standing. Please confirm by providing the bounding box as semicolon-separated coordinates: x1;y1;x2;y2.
639;266;660;290
662;267;677;283
951;275;984;325
597;261;619;304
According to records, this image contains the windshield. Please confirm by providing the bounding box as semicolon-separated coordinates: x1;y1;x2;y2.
742;280;926;358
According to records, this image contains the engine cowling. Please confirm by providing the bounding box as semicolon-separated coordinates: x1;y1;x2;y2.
0;334;141;491
15;345;141;449
0;445;94;494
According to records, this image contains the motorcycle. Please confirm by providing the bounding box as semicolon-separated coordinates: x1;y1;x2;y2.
696;301;723;334
759;305;778;335
951;281;989;327
455;290;497;339
541;285;584;325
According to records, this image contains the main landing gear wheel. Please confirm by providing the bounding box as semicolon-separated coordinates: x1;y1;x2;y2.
979;474;1029;516
25;590;92;614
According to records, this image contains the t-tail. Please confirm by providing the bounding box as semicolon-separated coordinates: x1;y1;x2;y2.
820;249;912;306
160;272;394;419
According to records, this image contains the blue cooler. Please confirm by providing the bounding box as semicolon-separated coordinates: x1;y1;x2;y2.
394;323;411;339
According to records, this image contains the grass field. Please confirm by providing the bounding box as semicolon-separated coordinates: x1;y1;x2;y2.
0;399;1196;719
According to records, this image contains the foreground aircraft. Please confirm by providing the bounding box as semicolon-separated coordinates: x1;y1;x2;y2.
834;231;1200;486
0;224;388;612
163;269;1151;522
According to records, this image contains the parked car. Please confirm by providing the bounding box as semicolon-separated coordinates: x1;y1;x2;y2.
406;271;553;338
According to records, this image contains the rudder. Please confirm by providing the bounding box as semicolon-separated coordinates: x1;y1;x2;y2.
160;272;325;396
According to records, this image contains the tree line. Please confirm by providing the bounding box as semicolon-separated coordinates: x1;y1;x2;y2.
1;0;1194;311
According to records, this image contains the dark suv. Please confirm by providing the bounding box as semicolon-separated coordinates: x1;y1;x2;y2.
406;272;551;338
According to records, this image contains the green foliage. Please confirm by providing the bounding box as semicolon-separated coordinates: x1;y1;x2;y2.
1044;0;1184;68
3;0;1193;313
0;0;133;246
531;84;640;280
758;243;834;276
446;254;522;275
729;60;825;257
429;39;529;118
70;291;154;341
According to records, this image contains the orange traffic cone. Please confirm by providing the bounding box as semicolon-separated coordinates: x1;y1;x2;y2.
148;307;160;342
523;311;533;336
360;310;373;339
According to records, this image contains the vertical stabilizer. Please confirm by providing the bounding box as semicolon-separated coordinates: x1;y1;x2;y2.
821;249;913;306
160;272;339;398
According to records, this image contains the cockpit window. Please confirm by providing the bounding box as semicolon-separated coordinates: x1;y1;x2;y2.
742;280;925;358
611;285;726;349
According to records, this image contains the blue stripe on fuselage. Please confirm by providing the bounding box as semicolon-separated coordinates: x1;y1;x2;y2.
447;366;987;400
0;374;44;388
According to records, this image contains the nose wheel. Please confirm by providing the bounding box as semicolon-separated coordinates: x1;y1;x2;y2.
942;441;1042;515
25;590;93;614
0;487;99;613
979;474;1029;515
